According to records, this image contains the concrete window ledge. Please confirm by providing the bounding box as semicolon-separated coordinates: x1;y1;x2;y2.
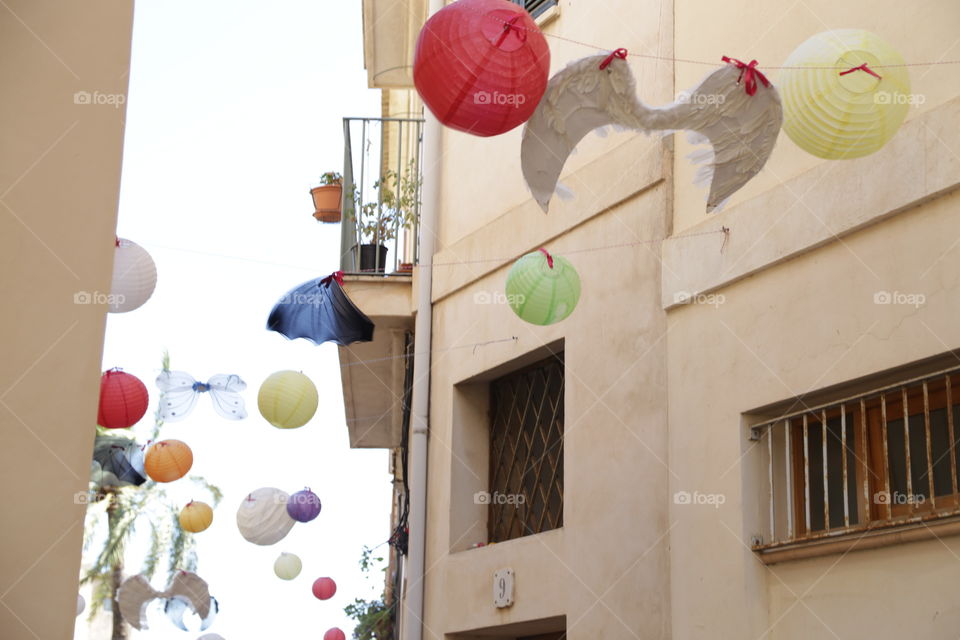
662;97;960;310
754;514;960;565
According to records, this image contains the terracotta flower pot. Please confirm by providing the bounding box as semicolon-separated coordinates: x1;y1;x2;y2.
311;184;342;223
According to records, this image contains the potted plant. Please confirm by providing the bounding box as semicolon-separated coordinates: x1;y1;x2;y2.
349;162;420;272
311;171;343;223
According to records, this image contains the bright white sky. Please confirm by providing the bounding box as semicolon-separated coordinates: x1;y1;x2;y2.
77;2;391;638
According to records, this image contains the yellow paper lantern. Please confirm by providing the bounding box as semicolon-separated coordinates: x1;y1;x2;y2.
179;501;214;533
779;29;911;159
257;371;318;429
273;552;302;580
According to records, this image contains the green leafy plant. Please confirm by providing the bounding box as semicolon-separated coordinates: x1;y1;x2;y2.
343;546;394;640
319;171;342;186
348;160;421;246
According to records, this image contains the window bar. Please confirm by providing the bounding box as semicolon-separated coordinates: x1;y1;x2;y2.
822;409;830;531
860;398;870;523
395;120;403;273
902;387;913;512
803;414;811;534
767;426;775;543
923;381;935;510
358;119;368;268
785;420;794;539
841;404;850;528
881;393;892;519
377;120;386;273
948;375;958;499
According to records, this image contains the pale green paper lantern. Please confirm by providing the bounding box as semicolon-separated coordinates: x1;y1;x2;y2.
505;250;581;325
274;552;302;580
780;29;911;159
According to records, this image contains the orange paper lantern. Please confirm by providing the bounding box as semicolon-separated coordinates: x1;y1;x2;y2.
144;440;193;483
179;500;214;533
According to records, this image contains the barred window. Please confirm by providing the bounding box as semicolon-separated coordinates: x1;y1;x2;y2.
488;354;564;542
754;367;960;552
512;0;557;19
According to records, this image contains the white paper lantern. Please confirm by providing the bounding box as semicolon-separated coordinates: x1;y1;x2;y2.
273;552;303;580
236;487;296;545
109;238;157;313
76;593;85;616
197;635;226;640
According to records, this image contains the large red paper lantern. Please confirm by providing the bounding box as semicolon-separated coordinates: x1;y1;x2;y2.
97;369;149;429
312;577;337;600
413;0;550;137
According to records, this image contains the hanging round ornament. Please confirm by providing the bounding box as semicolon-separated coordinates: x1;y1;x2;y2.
109;238;157;313
413;0;550;137
257;371;319;429
286;488;321;523
273;552;303;580
179;501;214;533
144;439;193;483
312;577;337;600
77;594;85;616
324;629;346;640
505;249;581;325
779;29;911;159
236;487;296;545
97;369;149;429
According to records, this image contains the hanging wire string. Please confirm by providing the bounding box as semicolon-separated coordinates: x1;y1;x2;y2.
142;228;727;272
340;336;519;369
475;9;960;70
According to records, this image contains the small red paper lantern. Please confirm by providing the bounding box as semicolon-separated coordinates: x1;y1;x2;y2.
97;370;149;429
312;577;337;600
413;0;550;137
324;628;346;640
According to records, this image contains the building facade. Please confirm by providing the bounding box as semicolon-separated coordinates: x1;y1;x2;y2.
342;1;960;638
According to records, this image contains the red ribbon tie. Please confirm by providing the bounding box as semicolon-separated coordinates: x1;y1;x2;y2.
538;248;554;269
839;62;882;80
721;56;770;96
494;15;526;47
600;48;628;70
321;270;345;287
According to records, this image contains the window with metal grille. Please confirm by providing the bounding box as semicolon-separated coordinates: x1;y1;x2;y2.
512;0;557;19
753;366;960;551
488;354;564;542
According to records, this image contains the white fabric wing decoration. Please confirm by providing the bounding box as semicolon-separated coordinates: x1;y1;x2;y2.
522;52;783;213
117;572;212;631
156;370;247;421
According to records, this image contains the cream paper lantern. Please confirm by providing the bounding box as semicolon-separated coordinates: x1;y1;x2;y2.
780;29;911;159
109;238;157;313
257;371;319;429
273;552;303;580
76;593;85;616
236;487;296;545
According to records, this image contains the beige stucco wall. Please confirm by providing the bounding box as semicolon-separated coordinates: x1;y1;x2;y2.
0;1;133;638
420;1;677;637
668;1;960;638
378;0;960;638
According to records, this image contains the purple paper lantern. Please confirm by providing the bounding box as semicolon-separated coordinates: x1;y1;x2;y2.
286;488;322;523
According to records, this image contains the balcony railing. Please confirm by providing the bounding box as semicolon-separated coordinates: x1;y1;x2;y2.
340;117;424;276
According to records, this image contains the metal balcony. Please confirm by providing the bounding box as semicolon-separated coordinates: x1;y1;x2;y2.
339;116;425;276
